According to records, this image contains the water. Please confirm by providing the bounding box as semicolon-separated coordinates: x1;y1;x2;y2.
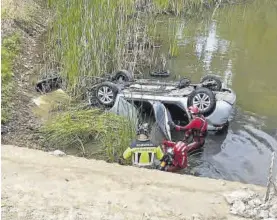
153;0;277;185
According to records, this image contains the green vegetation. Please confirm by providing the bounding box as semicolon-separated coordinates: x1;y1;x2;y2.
41;108;136;162
1;33;21;123
41;0;240;159
46;0;225;96
48;0;137;96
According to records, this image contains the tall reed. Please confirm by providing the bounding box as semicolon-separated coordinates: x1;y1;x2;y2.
47;0;160;95
46;0;219;95
41;107;136;162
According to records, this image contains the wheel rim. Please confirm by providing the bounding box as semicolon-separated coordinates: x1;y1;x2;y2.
97;86;114;104
192;93;211;111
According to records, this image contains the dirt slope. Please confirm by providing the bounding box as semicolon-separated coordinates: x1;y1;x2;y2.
1;145;265;220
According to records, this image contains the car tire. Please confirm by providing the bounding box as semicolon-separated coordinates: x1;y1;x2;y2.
150;122;166;147
200;74;222;91
177;77;191;89
187;87;216;117
112;70;134;82
95;82;119;107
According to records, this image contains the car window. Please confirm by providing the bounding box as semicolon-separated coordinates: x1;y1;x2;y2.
163;103;189;125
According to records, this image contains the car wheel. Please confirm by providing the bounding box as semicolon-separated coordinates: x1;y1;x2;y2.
200;74;222;91
95;82;119;107
150;122;166;146
177;77;191;89
112;70;134;82
187;87;216;117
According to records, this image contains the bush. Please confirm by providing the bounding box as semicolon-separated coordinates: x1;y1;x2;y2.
41;108;136;162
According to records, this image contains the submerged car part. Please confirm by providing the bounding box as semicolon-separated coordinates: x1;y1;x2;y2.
150;70;170;77
35;72;62;93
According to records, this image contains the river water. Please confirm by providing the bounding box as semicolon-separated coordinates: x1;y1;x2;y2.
153;0;277;185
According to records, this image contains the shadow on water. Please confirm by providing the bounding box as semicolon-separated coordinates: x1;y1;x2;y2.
151;0;277;186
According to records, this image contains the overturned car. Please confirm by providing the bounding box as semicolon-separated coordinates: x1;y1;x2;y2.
88;70;236;143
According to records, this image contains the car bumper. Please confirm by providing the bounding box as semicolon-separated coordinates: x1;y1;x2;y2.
206;100;234;131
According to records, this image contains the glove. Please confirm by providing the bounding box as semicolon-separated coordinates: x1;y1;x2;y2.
168;121;176;130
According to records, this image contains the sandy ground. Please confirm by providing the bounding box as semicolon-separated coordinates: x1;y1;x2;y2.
1;145;266;220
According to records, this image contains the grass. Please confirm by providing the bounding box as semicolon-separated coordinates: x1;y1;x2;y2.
1;0;48;20
46;0;225;96
41;107;136;162
1;33;21;123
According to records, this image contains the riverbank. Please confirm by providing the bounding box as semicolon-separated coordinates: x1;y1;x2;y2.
1;145;270;220
1;0;51;149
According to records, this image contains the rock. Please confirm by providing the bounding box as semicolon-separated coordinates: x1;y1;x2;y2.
190;213;203;220
221;181;226;186
1;125;10;135
230;200;246;215
143;212;150;220
224;190;256;204
258;210;269;219
246;207;258;217
49;150;66;157
269;204;277;218
248;198;262;207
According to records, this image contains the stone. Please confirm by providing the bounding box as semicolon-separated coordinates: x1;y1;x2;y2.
258;210;269;219
246;207;258;217
49;150;66;157
248;198;262;207
190;213;203;220
143;212;150;220
269;204;277;218
230;200;246;215
224;190;256;204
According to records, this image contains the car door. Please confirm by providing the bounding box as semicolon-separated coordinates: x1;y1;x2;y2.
109;95;139;128
149;101;173;141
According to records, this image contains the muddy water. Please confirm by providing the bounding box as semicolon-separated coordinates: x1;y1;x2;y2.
153;0;277;185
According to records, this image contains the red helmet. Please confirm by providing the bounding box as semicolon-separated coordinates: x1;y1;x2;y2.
188;106;200;115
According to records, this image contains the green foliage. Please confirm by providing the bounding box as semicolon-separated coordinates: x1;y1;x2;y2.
1;33;21;123
47;0;138;95
46;0;220;96
41;108;136;162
